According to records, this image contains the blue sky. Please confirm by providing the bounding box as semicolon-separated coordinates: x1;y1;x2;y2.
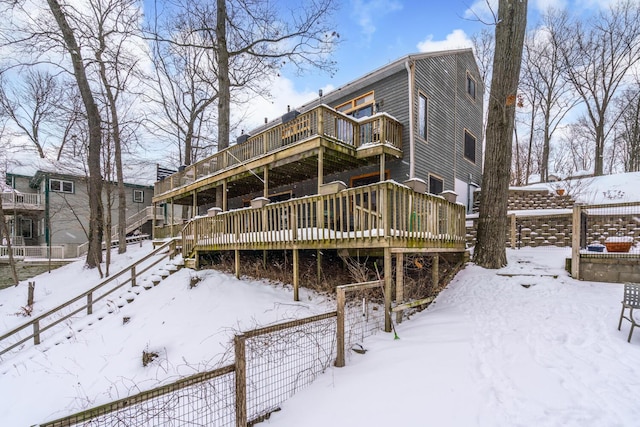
242;0;616;132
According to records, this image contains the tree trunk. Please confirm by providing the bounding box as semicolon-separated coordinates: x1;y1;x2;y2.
46;0;103;268
216;0;230;152
474;0;527;269
0;197;19;285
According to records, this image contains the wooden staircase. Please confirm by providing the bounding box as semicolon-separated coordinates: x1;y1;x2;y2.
0;238;182;360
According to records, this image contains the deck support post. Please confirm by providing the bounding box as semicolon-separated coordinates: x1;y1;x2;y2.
431;254;439;290
235;249;240;279
384;247;392;333
293;249;299;301
222;180;228;211
317;249;322;285
317;148;325;229
263;250;267;269
379;153;385;182
152;202;157;239
170;198;175;237
395;252;404;324
192;190;198;218
263;167;269;198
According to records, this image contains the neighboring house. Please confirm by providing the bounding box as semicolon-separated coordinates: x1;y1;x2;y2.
3;168;156;258
152;49;482;285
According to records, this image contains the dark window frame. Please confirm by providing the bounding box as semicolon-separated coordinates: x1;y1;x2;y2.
429;174;444;195
466;72;477;100
50;178;74;194
464;129;477;164
133;189;144;203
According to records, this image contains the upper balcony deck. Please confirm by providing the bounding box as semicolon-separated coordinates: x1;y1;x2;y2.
153;105;403;205
1;192;44;212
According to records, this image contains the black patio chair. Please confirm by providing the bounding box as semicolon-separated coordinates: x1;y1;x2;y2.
618;283;640;343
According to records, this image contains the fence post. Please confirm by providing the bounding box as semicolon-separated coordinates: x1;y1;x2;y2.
131;266;137;288
510;214;517;249
27;281;35;307
335;286;345;367
33;320;40;345
87;292;93;315
571;204;582;279
235;334;247;427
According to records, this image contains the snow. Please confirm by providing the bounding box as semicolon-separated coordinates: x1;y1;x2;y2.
2;243;639;426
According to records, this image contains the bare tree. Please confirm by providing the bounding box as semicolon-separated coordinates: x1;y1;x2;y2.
474;0;528;269
614;83;640;172
521;18;580;182
0;69;64;158
146;21;220;167
553;1;640;176
45;0;104;268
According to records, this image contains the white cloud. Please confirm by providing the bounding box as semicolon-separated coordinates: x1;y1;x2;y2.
417;29;473;53
463;0;498;22
351;0;403;41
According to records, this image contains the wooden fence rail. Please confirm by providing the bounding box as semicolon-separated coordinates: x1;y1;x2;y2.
0;239;179;357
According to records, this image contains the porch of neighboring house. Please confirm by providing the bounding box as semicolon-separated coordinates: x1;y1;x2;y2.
152;104;468;306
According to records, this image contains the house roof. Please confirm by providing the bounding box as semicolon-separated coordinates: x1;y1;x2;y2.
246;48;479;136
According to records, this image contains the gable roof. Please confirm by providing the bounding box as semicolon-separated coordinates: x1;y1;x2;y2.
247;48;479;135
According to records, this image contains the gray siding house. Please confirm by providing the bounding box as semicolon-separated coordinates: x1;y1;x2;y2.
3;169;155;258
152;48;483;258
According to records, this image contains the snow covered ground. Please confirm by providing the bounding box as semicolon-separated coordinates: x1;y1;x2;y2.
1;244;639;426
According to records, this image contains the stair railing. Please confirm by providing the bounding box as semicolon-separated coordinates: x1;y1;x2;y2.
0;238;179;358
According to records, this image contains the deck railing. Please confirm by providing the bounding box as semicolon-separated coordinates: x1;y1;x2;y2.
1;192;43;209
0;245;65;259
182;181;465;256
155;105;403;197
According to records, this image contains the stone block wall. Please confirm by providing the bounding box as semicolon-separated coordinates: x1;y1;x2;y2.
579;256;640;283
507;189;575;211
466;213;573;248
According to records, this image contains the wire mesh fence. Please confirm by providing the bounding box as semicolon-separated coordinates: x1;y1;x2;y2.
36;294;389;426
237;312;338;424
38;365;236;427
577;202;640;258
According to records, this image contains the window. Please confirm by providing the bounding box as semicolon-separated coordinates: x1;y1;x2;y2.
50;179;74;193
464;130;476;163
335;91;375;118
5;175;14;188
418;93;428;140
133;189;144;203
466;73;476;100
429;175;443;195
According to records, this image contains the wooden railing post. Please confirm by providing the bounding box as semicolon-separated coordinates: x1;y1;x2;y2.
87;292;93;315
510;213;517;249
335;286;345;367
131;266;137;288
33;320;41;345
384;248;392;333
235;334;247;427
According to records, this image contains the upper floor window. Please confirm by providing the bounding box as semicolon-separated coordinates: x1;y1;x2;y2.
335;91;375;119
466;73;476;100
418;92;428;140
5;175;14;188
133;189;144;203
464;130;477;163
50;179;74;194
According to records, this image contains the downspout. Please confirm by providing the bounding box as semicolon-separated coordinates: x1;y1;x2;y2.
405;59;415;179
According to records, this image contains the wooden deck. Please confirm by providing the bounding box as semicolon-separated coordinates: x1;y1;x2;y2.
153;105;403;206
182;181;466;258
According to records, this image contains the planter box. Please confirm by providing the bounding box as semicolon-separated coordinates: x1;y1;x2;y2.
605;241;633;253
319;181;347;195
587;244;605;253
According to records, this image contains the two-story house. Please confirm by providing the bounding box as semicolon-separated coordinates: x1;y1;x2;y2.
3;166;157;258
152;48;483;302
